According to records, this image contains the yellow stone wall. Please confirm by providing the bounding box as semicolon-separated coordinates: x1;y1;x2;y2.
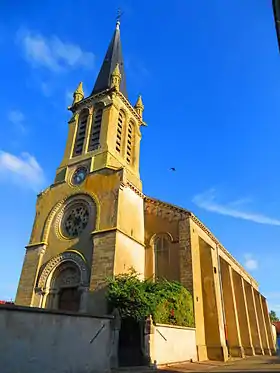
14;80;275;363
143;200;275;361
15;86;146;313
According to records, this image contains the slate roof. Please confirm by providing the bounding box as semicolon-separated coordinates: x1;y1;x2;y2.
91;21;127;98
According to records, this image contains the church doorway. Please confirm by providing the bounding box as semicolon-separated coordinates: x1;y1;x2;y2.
118;318;146;367
58;287;81;312
49;262;81;312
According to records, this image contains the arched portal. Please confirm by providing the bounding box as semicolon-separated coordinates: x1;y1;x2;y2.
50;261;81;312
37;251;90;312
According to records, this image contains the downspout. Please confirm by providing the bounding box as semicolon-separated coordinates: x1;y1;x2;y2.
216;244;228;356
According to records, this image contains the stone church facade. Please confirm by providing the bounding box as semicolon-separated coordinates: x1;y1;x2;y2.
15;20;275;361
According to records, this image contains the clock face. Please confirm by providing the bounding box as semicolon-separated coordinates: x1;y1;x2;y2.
72;167;87;185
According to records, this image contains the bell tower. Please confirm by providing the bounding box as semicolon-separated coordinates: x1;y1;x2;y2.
55;19;145;191
15;20;146;315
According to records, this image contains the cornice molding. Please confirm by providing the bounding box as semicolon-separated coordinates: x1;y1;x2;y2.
191;213;258;287
126;180;144;198
144;197;188;222
91;226;145;247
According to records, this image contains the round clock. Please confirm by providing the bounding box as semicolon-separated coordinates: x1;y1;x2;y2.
72;167;88;185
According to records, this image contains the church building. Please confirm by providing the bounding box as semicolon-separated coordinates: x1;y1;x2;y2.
15;20;275;361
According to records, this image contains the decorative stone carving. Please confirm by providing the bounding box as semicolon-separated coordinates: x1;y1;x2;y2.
55;266;80;287
41;192;98;242
38;251;89;289
61;201;90;238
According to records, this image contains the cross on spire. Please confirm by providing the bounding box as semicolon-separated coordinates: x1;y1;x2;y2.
116;8;124;29
90;13;127;98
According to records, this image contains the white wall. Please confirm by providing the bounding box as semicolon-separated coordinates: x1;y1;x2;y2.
151;324;197;365
0;305;113;373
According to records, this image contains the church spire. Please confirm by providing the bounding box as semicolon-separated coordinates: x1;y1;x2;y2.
91;20;127;98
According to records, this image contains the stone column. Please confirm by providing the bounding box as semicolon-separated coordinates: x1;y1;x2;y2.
253;290;270;355
42;289;59;309
83;107;94;153
261;296;276;354
15;243;46;307
199;238;228;361
51;290;60;309
220;259;243;357
179;219;193;294
232;271;254;355
90;230;116;315
243;282;263;355
59;114;78;167
259;293;271;355
189;227;207;361
79;286;89;313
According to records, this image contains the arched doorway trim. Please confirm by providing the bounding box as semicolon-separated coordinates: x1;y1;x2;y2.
38;250;89;290
36;251;90;312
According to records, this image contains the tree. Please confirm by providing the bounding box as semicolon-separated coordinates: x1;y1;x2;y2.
269;310;279;322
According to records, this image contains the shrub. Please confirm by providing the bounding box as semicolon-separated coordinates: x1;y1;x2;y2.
106;269;194;327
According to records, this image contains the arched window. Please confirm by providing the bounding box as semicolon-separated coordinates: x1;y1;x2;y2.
72;109;89;157
88;108;103;151
126;121;134;164
116;110;125;153
154;235;170;280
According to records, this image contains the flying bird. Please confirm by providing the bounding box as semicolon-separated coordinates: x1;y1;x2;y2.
170;167;176;172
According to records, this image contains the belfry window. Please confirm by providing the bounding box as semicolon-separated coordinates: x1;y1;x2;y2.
88;108;103;151
72;109;88;157
116;111;124;153
154;235;170;280
126;121;134;164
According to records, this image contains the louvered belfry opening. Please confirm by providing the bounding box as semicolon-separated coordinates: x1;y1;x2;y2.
116;111;124;153
88;108;103;151
126;121;133;164
73;109;89;157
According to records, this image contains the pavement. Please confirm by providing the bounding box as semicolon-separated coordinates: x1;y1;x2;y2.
158;356;280;372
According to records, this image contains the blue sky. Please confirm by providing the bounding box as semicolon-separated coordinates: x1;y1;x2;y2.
0;0;279;315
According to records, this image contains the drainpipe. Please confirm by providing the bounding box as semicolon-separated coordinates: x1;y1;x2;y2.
216;244;228;355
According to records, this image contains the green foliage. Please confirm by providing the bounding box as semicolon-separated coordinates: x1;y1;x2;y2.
269;310;279;322
106;269;194;327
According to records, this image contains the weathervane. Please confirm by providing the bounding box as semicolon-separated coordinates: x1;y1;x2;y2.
116;8;124;26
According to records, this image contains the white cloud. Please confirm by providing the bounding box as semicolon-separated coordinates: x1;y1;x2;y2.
192;189;280;226
0;151;45;192
7;110;26;133
243;253;258;271
16;28;94;72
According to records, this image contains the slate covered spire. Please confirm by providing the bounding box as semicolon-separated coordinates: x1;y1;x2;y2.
91;20;127;98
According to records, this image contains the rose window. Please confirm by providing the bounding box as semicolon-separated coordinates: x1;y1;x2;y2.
61;201;90;238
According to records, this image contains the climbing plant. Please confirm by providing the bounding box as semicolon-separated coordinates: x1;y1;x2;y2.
269;310;279;322
106;269;194;327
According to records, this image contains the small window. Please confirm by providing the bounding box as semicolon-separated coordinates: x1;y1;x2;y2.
116;111;124;153
88;108;103;152
126;121;134;164
72;109;89;157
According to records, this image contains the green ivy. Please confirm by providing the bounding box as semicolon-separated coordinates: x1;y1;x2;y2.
106;269;194;327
